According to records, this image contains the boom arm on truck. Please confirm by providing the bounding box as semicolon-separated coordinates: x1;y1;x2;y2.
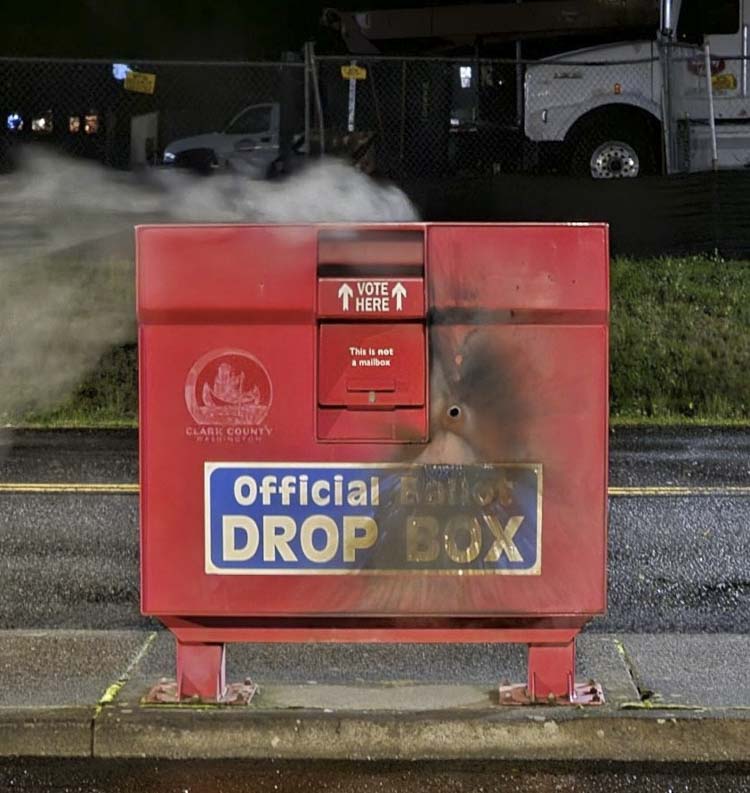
323;1;659;53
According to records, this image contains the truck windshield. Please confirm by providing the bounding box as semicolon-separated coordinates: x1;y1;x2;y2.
677;0;739;40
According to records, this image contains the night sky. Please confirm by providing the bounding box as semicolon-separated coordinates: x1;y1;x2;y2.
1;0;493;60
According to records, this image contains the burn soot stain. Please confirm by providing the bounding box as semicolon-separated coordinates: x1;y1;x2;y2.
352;328;533;601
423;327;529;465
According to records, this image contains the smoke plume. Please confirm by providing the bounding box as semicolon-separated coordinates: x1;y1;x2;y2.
0;149;418;422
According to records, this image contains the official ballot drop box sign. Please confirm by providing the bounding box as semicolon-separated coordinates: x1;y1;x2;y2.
137;223;609;702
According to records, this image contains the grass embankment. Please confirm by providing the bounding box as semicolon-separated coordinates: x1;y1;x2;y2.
20;344;138;428
14;255;750;428
610;255;750;423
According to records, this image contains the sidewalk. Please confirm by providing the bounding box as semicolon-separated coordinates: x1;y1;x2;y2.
1;631;748;762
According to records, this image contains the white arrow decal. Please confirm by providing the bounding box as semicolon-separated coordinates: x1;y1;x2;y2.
338;282;354;311
391;282;407;311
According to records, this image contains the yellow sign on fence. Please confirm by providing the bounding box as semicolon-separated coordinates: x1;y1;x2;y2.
125;71;157;95
712;73;738;92
341;64;367;81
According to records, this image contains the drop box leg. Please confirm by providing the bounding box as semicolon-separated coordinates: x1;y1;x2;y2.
527;639;575;702
176;641;226;701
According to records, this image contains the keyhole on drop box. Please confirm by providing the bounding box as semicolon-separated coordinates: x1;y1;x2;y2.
369;390;376;404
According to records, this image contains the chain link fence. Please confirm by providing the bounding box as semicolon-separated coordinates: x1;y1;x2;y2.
315;56;521;178
2;51;750;180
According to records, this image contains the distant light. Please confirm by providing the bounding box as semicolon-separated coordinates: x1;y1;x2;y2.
6;113;23;132
460;66;472;89
112;63;133;81
69;116;81;133
32;112;53;134
84;112;100;135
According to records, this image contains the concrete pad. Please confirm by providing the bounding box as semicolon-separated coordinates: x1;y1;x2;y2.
116;632;638;707
118;632;639;710
0;630;151;708
577;634;639;705
118;634;544;712
620;634;750;709
255;683;492;711
125;632;528;685
116;633;495;712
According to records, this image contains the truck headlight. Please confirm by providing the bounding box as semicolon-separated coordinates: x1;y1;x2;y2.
163;151;176;163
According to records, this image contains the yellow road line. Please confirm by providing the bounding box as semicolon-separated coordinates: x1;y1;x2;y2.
0;482;139;494
0;483;749;497
609;486;750;496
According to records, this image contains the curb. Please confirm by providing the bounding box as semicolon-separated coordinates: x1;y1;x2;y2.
4;705;749;762
91;708;750;762
0;707;94;757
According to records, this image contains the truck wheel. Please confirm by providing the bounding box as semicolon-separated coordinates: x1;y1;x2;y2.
569;115;657;179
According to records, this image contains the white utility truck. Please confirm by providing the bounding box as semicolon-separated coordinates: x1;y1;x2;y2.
525;0;750;177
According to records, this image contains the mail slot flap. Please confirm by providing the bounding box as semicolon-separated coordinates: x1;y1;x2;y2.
319;324;425;408
318;229;424;268
346;377;395;392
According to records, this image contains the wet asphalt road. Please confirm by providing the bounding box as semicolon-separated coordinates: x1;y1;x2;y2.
2;425;750;487
2;759;750;793
0;427;748;633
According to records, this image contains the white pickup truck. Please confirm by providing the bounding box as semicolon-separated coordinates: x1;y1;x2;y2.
162;103;282;177
524;0;750;178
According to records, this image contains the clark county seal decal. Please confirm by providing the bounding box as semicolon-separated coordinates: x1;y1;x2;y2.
185;349;272;428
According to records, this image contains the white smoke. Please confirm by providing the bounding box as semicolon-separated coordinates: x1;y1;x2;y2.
156;158;418;223
0;149;418;422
